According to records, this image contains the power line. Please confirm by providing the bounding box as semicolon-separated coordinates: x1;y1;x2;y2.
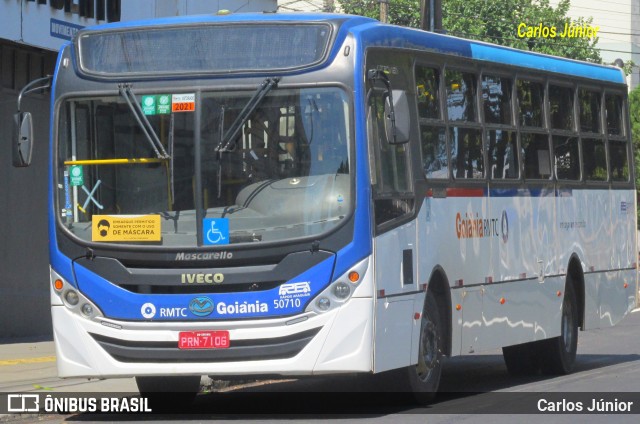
566;4;640;17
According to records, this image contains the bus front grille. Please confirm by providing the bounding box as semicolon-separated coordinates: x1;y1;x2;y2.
89;327;321;363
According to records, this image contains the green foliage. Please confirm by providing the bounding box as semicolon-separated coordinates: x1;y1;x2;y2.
443;0;601;63
339;0;602;63
339;0;420;28
629;86;640;224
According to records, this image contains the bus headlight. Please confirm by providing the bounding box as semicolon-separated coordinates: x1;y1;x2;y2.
332;282;350;299
316;297;331;311
306;257;369;314
51;268;103;320
81;303;94;317
64;290;79;306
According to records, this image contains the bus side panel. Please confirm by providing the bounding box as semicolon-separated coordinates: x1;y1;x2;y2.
555;188;585;287
372;221;420;372
585;190;636;328
415;201;463;356
422;192;490;354
482;277;563;346
483;190;561;350
583;189;636;329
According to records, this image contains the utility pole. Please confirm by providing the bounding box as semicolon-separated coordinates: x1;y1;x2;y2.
379;0;389;24
420;0;442;32
323;0;334;13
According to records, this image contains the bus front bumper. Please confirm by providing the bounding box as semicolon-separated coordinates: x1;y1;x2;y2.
52;297;373;379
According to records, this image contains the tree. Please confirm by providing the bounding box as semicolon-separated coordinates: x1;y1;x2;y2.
339;0;420;28
629;85;640;224
339;0;602;63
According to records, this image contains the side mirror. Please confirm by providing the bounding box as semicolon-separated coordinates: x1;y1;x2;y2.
384;90;410;144
13;112;34;167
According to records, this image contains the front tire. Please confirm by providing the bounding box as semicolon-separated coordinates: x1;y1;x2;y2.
405;291;443;403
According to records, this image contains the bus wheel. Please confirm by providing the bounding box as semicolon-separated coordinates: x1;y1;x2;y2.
540;281;578;374
406;290;443;403
135;375;200;411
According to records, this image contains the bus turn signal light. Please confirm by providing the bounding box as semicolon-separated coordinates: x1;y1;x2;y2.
348;271;359;283
54;279;64;291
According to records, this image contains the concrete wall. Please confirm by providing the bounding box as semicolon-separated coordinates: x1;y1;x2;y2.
0;43;56;339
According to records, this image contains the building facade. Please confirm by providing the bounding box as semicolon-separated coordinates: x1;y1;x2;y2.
553;0;640;90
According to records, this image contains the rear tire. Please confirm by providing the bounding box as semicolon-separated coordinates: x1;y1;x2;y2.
502;280;579;376
405;290;443;404
540;281;578;374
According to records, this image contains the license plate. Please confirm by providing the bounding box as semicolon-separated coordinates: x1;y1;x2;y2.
178;331;230;349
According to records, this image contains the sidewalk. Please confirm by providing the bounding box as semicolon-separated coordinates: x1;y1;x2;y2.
0;340;138;421
0;339;137;393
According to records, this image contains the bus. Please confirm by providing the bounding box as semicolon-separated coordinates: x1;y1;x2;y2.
14;12;637;402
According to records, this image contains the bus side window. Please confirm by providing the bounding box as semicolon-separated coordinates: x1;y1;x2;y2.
549;85;574;131
553;135;580;181
517;79;544;128
605;93;628;182
415;65;441;120
446;70;477;122
605;94;623;136
367;97;414;225
421;125;448;179
578;89;601;133
521;133;551;179
482;75;512;125
582;138;607;181
450;127;483;179
609;140;629;182
488;130;518;179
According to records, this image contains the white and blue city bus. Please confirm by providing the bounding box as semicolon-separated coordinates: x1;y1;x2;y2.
14;12;636;401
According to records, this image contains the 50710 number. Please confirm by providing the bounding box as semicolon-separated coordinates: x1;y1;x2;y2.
273;298;301;309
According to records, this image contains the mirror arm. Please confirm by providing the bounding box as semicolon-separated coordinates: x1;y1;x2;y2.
17;75;52;113
367;69;399;143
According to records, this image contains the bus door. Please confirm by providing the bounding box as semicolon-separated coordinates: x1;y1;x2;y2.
365;50;422;372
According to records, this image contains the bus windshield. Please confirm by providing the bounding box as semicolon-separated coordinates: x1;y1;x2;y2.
56;86;351;247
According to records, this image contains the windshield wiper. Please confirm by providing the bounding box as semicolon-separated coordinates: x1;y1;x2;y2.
215;77;280;153
119;83;170;159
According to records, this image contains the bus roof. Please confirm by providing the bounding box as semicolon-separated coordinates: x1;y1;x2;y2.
79;13;624;85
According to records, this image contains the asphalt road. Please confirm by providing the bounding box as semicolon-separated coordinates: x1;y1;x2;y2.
2;308;640;423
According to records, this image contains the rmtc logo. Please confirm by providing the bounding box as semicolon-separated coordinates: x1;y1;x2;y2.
140;303;187;319
160;308;187;318
279;282;311;296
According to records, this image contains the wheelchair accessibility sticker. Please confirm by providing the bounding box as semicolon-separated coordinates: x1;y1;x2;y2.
203;218;229;245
